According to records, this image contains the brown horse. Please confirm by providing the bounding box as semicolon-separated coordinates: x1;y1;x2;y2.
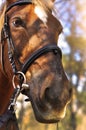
0;0;72;129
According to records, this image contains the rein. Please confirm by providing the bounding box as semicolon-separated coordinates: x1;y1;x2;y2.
0;108;19;129
0;0;62;128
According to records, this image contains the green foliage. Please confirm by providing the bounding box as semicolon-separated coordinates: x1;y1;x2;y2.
77;92;86;113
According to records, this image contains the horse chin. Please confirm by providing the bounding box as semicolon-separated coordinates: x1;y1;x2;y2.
30;98;67;123
22;88;69;123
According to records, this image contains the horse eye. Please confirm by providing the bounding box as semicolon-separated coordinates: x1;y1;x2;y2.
13;18;24;27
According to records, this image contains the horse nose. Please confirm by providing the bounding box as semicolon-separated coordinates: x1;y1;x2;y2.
44;85;72;105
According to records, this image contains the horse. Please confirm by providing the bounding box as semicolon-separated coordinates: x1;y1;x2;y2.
0;0;72;129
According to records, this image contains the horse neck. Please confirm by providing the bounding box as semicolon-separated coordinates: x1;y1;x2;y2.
0;46;19;130
0;45;14;114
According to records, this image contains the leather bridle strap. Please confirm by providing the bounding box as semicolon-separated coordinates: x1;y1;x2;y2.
6;0;32;13
22;44;62;74
0;109;17;128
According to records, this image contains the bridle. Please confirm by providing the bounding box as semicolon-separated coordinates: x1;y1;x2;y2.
0;0;62;127
1;0;62;86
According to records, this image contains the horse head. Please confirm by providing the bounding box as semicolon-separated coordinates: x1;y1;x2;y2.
0;0;72;123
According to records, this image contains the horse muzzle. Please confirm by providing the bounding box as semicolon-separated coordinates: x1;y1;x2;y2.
28;92;70;123
23;78;72;123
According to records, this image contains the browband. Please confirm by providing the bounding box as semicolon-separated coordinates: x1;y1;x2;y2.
6;0;32;13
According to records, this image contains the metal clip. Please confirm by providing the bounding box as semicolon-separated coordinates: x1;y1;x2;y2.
22;83;29;90
12;71;29;90
8;85;21;111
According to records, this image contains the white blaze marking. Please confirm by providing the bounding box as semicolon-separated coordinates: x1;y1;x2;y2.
34;6;48;24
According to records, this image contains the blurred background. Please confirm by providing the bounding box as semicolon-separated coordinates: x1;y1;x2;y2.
2;0;85;130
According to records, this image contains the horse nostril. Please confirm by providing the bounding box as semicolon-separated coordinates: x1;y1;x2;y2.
44;87;63;107
44;88;50;100
45;87;57;101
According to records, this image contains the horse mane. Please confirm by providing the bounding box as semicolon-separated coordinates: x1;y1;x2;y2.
0;0;7;42
0;0;57;42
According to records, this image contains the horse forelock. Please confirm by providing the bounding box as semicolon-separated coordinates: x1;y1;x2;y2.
32;0;54;24
32;0;54;11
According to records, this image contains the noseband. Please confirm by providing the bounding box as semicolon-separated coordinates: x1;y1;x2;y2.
0;0;62;127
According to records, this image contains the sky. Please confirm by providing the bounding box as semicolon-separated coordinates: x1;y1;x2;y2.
0;0;6;10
